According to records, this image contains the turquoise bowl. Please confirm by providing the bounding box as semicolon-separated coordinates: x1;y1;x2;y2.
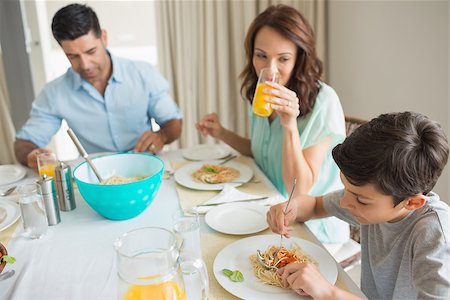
73;153;164;220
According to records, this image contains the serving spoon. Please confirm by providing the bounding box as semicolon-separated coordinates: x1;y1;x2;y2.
67;128;103;183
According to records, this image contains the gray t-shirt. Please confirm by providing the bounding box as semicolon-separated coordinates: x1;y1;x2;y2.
323;190;450;299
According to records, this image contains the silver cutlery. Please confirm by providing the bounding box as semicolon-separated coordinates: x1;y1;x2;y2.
0;270;15;281
256;249;278;271
275;177;297;255
67;128;103;183
255;178;296;270
218;154;237;165
0;186;16;197
194;196;268;207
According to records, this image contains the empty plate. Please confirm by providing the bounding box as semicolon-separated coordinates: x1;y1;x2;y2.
181;144;230;161
0;165;27;186
205;202;268;235
0;200;21;232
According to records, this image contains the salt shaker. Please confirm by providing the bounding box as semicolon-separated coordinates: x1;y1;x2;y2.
36;175;61;225
55;162;76;211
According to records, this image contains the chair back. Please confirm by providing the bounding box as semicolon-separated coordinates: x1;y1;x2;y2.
345;116;367;137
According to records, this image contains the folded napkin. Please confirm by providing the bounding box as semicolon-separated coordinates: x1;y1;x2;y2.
191;185;285;214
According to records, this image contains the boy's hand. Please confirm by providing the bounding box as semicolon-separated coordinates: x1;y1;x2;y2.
277;262;335;299
266;200;298;237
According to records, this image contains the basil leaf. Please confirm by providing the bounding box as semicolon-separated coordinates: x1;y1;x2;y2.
230;270;244;282
222;269;233;277
203;167;218;173
1;255;16;264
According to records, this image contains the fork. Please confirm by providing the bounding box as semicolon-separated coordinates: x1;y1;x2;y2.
275;178;297;257
0;186;16;197
218;154;237;165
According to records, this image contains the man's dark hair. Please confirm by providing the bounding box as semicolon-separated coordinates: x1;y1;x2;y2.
333;112;449;205
51;3;101;44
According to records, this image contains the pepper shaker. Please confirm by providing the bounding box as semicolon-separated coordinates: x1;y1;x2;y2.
55;162;76;211
36;175;61;225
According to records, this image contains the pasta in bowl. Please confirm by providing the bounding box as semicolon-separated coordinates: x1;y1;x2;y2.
73;153;164;220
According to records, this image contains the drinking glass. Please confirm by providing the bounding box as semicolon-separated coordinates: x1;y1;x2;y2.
17;184;48;239
114;227;208;300
37;152;57;178
173;210;208;299
173;209;202;258
252;68;280;117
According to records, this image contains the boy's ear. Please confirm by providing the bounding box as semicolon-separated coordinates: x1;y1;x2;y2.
403;195;426;211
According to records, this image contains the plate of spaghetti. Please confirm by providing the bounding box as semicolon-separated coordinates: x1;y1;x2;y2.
174;161;253;190
213;235;338;299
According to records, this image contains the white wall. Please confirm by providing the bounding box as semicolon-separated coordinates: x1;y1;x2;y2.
329;0;449;203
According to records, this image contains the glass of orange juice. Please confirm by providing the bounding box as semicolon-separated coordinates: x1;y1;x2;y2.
252;68;280;117
37;153;57;178
114;227;208;300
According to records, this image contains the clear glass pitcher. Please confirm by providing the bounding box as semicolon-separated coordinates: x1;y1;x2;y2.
114;227;208;300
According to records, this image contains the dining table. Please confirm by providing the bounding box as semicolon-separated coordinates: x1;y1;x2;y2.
0;149;366;299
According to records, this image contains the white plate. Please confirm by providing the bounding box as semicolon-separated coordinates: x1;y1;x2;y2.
205;203;268;235
181;144;230;161
0;200;21;232
174;161;253;191
0;165;27;186
213;235;338;299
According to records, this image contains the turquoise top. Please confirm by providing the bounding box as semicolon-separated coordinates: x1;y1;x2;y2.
250;82;349;243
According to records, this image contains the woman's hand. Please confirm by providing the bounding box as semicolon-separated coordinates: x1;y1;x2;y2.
264;81;300;129
277;262;335;299
266;199;298;238
195;113;225;139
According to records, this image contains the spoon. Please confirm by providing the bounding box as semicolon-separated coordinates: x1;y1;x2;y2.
67;128;103;183
0;186;16;197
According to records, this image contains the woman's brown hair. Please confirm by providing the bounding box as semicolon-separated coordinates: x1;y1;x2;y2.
240;4;323;117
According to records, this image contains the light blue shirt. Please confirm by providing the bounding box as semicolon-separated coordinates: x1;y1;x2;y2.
16;53;182;153
250;82;349;243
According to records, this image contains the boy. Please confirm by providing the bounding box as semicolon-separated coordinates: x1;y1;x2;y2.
267;112;450;299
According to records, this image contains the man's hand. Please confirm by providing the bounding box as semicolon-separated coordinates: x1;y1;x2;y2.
133;131;167;154
27;148;53;172
267;199;298;237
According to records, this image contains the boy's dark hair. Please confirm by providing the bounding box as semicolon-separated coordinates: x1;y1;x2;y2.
333;112;449;205
51;3;101;44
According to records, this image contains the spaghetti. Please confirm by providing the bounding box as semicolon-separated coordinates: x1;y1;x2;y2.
249;244;317;288
192;164;240;184
101;175;148;185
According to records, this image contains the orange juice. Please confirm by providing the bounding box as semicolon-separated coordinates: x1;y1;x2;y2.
252;83;273;117
123;281;186;300
38;164;56;178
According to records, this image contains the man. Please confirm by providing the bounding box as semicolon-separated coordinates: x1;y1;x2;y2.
15;3;182;169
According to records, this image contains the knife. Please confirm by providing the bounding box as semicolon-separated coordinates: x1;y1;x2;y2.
195;196;268;207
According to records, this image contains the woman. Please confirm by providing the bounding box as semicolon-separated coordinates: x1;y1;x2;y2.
196;5;348;243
